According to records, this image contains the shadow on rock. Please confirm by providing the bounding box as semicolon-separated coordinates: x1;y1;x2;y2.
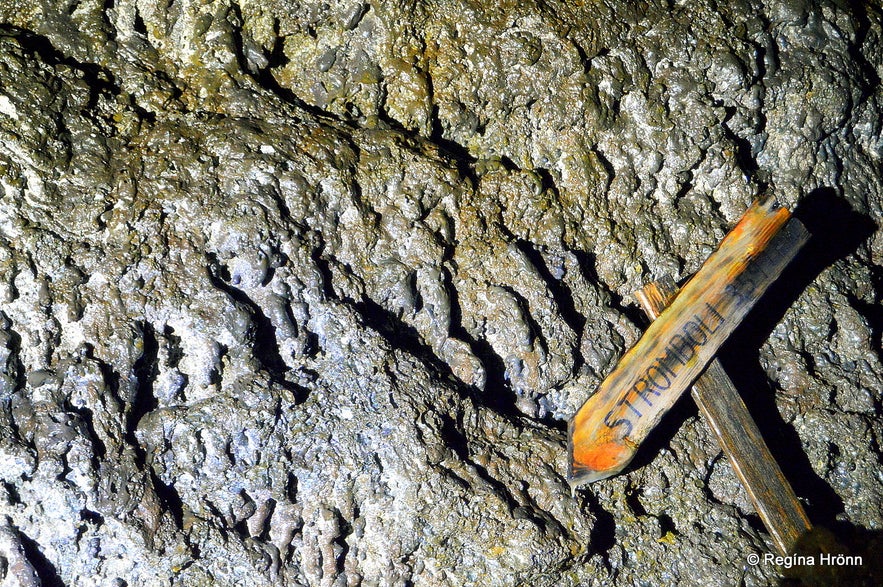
717;187;880;584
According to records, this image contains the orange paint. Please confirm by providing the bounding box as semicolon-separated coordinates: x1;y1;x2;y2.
574;440;633;473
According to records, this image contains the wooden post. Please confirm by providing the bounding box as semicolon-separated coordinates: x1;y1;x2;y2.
637;275;812;556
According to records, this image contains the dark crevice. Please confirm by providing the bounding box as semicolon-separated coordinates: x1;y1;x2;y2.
205;254;309;403
742;512;767;538
720;106;761;182
845;1;882;99
436;466;471;491
358;273;550;425
310;249;339;302
79;508;105;526
224;438;237;467
204;500;230;541
354;296;465;393
162;325;184;369
227;2;253;74
514;239;586;371
624;485;647;516
94;356;123;414
583;490;616;565
132;103;158;125
440;275;524;420
657;513;678;536
606;288;646;332
333;507;353;574
496;155;519;171
407;270;423;313
438;412;470;461
1;315;27;399
66;405;107;469
672;170;693;206
7;26;121;110
700;453;730;508
225;6;366;135
265;17;288;70
225;6;480;188
233;519;250;540
569;248;604;287
128;321;159;447
532;166;560;198
285;472;298;503
570;40;609;74
591;147;616;192
2;481;21;504
466;335;520;417
439;412;565;536
16;530;65;587
254;58;345;126
429;105;479;186
133;8;148;36
495;284;549;368
209;343;227;387
372;100;480;188
257;499;277;542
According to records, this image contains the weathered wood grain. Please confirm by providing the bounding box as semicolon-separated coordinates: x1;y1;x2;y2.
638;274;812;556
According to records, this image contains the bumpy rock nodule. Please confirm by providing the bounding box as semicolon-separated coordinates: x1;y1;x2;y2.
0;1;880;585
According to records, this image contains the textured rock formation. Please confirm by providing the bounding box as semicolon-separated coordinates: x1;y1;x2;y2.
0;1;880;585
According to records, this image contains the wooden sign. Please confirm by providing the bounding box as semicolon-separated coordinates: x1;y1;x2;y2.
568;197;810;486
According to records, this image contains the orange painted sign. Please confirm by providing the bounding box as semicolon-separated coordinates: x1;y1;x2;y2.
568;197;809;486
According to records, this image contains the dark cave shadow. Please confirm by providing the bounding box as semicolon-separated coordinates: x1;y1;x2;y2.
15;530;65;587
717;187;876;530
778;522;883;586
727;190;883;586
623;189;879;552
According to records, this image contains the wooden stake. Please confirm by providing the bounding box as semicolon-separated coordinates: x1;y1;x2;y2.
637;274;812;556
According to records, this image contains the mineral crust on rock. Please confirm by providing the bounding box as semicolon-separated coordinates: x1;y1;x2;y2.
0;1;880;586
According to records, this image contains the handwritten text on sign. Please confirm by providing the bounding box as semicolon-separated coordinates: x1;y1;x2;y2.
603;301;725;436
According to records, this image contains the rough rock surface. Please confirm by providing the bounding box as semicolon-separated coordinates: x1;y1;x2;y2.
0;1;880;585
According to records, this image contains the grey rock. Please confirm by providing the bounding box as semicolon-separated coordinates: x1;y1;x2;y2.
0;1;880;585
